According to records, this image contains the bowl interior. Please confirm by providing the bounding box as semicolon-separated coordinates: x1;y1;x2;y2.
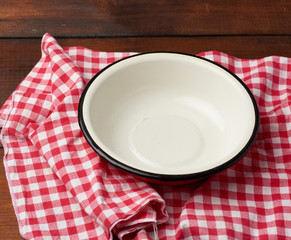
81;53;257;176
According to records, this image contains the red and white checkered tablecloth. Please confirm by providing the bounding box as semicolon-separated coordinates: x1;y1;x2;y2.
1;33;290;240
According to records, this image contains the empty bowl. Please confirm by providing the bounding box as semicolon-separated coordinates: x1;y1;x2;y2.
78;52;259;184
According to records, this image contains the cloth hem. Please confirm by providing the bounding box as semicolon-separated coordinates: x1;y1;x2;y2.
0;91;27;239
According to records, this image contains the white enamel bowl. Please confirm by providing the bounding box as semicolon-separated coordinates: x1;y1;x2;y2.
79;52;259;184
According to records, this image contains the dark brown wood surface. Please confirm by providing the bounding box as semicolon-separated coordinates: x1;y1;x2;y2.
0;1;290;239
1;0;290;37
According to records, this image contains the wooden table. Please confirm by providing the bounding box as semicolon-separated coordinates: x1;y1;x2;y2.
0;1;290;239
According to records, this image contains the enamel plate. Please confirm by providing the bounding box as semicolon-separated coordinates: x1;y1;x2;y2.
78;52;259;184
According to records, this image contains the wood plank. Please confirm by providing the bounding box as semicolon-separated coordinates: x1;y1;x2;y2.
0;149;24;239
1;36;290;106
0;0;290;37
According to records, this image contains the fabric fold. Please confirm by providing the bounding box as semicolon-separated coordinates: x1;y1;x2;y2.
1;34;168;239
1;33;290;239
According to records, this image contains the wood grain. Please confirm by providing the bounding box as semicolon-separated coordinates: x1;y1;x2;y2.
0;0;290;238
0;0;290;38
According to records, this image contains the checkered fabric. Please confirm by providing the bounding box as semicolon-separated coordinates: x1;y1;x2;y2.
0;33;290;240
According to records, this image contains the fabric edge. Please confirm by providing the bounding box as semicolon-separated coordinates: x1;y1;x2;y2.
0;92;27;239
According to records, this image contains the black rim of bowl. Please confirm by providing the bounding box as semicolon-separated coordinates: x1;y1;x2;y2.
78;52;260;182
